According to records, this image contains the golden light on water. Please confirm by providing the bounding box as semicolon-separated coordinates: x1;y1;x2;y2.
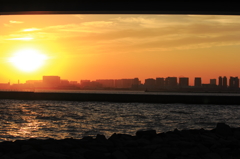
8;49;48;72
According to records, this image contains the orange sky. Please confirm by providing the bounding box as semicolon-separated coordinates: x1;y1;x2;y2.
1;14;240;85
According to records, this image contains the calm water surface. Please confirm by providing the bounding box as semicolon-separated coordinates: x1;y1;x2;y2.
0;99;240;141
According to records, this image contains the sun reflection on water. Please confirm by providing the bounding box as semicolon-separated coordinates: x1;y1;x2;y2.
0;99;240;141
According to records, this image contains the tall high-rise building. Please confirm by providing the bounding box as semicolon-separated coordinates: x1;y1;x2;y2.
144;78;156;88
42;76;60;86
210;79;217;85
194;77;201;87
132;78;140;89
218;76;223;87
165;77;177;87
145;78;156;86
81;80;91;87
223;76;227;87
114;78;139;88
179;77;189;87
156;78;164;88
229;77;239;88
96;79;115;88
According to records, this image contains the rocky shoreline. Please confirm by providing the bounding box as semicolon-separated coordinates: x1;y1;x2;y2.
1;123;240;159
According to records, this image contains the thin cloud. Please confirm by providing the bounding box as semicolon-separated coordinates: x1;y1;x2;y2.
72;15;84;19
22;28;41;32
45;21;114;33
4;24;10;27
10;20;23;24
81;21;114;27
6;37;33;41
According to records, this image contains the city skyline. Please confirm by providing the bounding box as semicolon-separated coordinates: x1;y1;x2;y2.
3;75;240;87
1;14;240;84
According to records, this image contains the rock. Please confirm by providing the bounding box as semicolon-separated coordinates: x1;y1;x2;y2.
124;140;138;146
108;133;119;141
84;150;105;159
175;157;189;159
219;138;234;146
41;143;63;152
21;145;33;151
1;142;21;153
16;150;44;159
41;150;68;159
136;138;151;146
202;152;221;159
215;123;232;136
151;137;163;144
1;155;14;159
179;130;193;138
119;134;133;141
188;155;202;159
233;130;240;139
89;145;108;153
172;140;194;148
136;130;156;138
197;144;210;154
181;147;198;156
112;150;127;159
67;152;86;159
2;125;240;158
96;134;107;142
72;148;89;155
149;152;168;159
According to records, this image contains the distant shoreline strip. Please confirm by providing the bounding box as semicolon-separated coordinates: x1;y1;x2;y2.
0;91;239;105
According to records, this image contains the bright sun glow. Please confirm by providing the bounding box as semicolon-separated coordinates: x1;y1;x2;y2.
9;49;48;72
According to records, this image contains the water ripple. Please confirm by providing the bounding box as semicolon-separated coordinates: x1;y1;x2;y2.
0;99;240;141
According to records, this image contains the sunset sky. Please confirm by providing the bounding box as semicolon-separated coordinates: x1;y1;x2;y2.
1;14;240;85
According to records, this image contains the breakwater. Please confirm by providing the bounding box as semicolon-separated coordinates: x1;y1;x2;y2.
0;123;240;159
0;91;240;104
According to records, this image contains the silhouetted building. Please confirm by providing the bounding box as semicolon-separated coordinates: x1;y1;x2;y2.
81;80;90;87
96;79;114;88
43;76;60;87
26;80;42;84
115;79;123;88
115;79;138;88
210;79;217;86
145;78;156;89
165;77;177;87
179;77;189;87
0;83;10;89
156;78;164;89
194;77;201;87
223;76;227;87
122;79;134;88
218;76;223;87
229;77;239;88
69;81;78;85
132;78;140;89
60;80;69;86
81;80;102;89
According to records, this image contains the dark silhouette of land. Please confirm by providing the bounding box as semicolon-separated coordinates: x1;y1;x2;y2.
1;91;240;105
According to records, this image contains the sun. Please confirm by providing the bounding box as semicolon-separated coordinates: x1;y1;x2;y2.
9;49;48;72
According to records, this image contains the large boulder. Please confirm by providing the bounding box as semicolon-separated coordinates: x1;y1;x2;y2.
136;130;156;138
215;123;232;136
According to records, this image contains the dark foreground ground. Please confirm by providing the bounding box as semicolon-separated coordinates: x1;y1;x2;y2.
0;123;240;159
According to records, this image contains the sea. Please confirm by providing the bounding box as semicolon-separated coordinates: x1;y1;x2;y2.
1;90;240;141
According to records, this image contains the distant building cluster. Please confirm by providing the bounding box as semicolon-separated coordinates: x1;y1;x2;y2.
144;76;240;89
1;75;240;92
